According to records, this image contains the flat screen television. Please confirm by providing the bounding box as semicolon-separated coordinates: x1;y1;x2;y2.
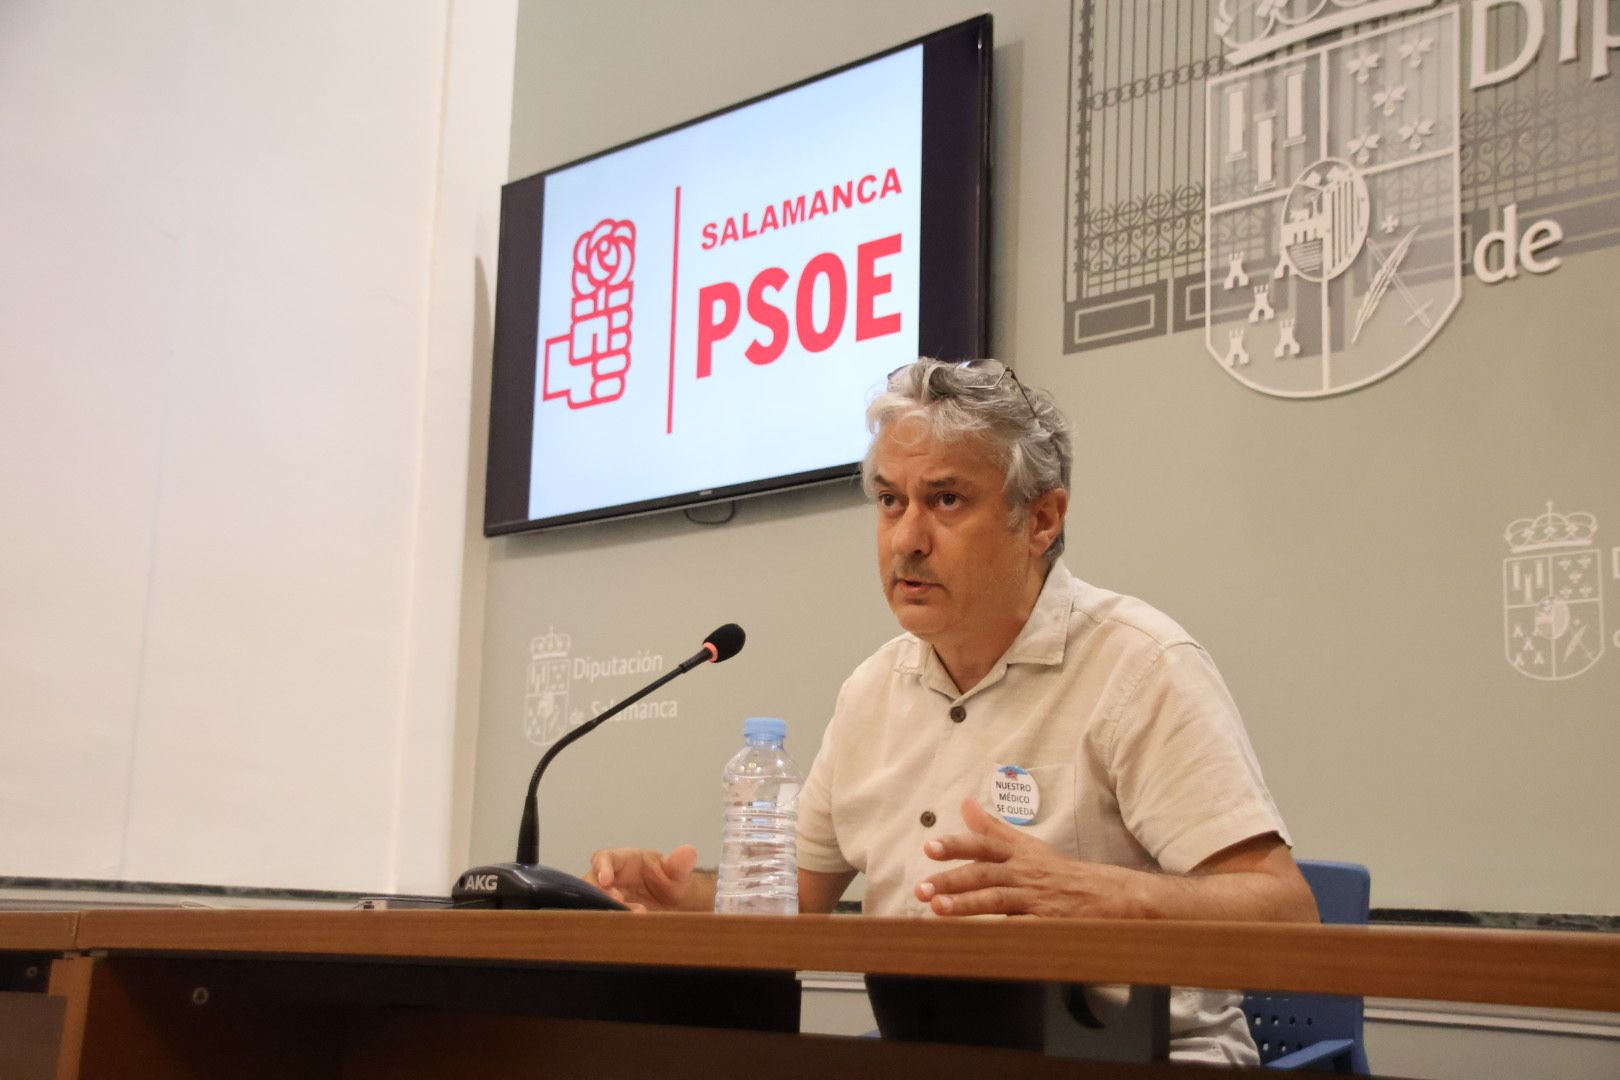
484;15;991;535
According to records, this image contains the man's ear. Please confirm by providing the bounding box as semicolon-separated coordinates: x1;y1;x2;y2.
1027;487;1068;558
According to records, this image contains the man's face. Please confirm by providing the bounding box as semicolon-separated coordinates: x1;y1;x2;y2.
869;417;1038;650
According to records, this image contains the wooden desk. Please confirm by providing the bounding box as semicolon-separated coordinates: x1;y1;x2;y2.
0;912;79;1080
17;909;1620;1079
0;912;77;953
70;908;1620;1010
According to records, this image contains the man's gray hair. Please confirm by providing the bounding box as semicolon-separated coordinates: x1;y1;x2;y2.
861;358;1072;560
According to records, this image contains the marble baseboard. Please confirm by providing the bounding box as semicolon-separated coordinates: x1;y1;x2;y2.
4;878;1615;932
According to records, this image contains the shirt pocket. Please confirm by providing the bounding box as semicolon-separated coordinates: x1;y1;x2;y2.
977;761;1080;860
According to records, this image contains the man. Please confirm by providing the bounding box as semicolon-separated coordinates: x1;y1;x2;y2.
589;358;1316;1064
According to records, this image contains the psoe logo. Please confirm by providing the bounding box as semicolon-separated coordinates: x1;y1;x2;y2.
524;627;582;747
542;218;636;409
1502;502;1605;681
1205;2;1461;398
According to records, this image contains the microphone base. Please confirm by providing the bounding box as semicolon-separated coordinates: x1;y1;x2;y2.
451;862;629;911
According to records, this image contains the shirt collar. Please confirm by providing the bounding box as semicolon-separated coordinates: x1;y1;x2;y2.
1001;560;1074;667
893;561;1075;694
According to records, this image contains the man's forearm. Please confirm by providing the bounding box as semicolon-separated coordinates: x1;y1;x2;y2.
917;822;1321;921
1126;865;1318;922
1124;834;1319;922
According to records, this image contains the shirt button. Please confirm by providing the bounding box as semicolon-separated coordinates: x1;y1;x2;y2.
949;705;966;723
920;810;937;828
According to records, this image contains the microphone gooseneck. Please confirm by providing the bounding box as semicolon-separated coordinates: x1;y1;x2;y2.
513;623;747;866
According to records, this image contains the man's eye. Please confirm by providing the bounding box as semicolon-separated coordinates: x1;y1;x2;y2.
877;493;897;509
937;492;961;508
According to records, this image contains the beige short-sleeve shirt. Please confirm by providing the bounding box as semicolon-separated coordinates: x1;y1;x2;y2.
797;562;1290;1064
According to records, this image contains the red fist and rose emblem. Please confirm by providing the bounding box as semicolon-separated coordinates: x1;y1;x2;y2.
543;219;637;410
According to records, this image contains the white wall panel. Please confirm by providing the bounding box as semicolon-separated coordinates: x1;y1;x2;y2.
0;1;189;878
0;0;515;894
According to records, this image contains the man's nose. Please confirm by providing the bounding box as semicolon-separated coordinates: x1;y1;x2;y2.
890;502;930;557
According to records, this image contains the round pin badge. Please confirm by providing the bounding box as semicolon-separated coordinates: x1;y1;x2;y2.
990;764;1040;825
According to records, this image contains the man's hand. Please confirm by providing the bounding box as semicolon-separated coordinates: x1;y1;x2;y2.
917;797;1319;922
915;798;1138;918
586;845;707;912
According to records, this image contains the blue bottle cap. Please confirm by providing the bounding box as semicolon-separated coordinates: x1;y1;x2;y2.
743;716;787;742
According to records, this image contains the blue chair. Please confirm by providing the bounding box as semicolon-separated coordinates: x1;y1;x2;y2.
1243;859;1372;1073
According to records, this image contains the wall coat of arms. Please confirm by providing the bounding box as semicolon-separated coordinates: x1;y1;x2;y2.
1205;2;1461;397
1502;503;1606;681
524;627;581;747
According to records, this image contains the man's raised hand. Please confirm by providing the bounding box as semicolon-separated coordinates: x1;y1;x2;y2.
914;798;1136;918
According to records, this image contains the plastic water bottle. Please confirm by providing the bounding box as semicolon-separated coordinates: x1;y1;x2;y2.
714;716;801;915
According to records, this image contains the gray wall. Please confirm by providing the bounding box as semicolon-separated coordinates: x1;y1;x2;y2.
478;0;1620;923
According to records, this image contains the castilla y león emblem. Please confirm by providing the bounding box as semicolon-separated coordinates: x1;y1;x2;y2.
1502;502;1604;681
1205;3;1460;398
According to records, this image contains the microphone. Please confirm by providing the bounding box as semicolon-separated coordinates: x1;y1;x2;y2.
451;623;746;910
687;622;745;667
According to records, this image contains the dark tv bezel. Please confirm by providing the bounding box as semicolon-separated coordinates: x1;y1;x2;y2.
484;14;992;537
